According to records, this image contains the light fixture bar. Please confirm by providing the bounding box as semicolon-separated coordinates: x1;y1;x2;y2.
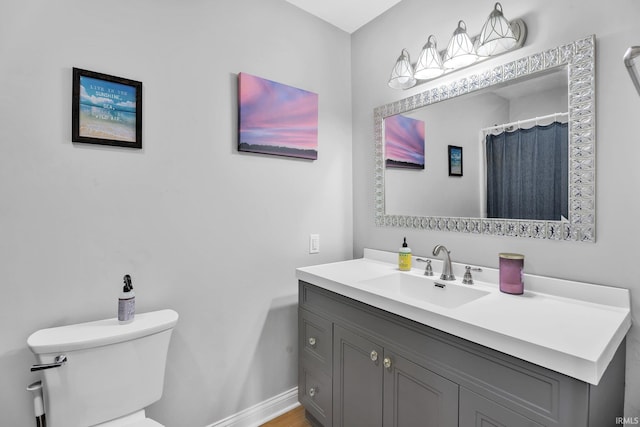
409;19;526;88
388;2;527;90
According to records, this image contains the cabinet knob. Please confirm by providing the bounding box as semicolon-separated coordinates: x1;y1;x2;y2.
383;357;392;369
309;386;318;397
308;337;317;348
370;350;378;362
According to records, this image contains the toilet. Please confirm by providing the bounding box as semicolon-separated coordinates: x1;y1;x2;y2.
27;309;178;427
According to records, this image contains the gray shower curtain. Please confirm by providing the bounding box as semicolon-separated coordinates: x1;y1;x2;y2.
486;122;568;221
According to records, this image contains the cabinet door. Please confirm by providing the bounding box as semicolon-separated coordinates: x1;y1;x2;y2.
459;388;547;427
383;352;458;427
333;325;384;427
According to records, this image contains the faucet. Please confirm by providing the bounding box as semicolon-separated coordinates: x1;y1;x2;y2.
432;245;455;281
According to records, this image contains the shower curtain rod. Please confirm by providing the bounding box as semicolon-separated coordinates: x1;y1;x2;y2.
481;112;569;133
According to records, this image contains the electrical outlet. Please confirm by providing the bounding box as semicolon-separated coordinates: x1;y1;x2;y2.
309;234;320;254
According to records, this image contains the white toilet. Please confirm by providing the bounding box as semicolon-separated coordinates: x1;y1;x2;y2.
27;309;178;427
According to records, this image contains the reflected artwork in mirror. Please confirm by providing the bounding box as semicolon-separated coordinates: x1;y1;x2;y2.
374;35;595;242
385;114;425;170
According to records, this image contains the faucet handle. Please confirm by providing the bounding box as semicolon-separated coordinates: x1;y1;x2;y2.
462;266;482;284
462;266;474;284
416;258;434;276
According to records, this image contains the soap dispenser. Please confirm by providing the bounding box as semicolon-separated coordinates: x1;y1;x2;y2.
118;274;135;324
398;237;412;271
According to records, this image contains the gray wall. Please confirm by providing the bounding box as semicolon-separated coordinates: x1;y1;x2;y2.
0;0;352;426
352;0;640;417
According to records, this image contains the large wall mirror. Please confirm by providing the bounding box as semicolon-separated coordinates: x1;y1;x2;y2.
374;35;596;242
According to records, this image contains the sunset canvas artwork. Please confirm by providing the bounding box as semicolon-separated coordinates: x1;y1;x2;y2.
384;114;425;169
238;73;318;160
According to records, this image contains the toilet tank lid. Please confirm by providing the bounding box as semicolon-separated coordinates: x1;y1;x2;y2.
27;309;179;354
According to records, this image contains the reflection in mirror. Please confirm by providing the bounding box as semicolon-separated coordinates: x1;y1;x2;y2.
384;68;568;221
484;112;568;221
374;36;596;242
385;114;425;170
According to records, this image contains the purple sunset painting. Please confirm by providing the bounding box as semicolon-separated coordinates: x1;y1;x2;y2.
239;73;318;160
385;114;425;169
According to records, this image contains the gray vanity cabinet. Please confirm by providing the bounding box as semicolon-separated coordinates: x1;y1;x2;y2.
333;324;458;427
298;281;625;427
382;349;459;427
459;388;546;427
333;324;384;426
333;325;458;427
299;308;333;426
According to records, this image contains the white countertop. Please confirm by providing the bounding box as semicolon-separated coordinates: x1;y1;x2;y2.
296;249;631;385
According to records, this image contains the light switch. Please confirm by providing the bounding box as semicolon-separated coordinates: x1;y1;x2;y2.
309;234;320;254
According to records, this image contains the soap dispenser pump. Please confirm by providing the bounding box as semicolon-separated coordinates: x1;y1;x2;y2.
398;237;412;271
118;274;135;324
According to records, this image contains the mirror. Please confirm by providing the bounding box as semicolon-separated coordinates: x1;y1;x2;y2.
385;68;568;219
374;35;596;242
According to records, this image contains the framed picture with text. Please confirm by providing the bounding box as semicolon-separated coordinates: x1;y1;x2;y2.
448;145;463;176
72;68;142;149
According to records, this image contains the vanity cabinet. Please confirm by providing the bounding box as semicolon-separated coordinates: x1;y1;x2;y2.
298;281;625;427
332;324;383;426
383;350;458;427
459;388;547;427
299;308;333;426
333;324;458;427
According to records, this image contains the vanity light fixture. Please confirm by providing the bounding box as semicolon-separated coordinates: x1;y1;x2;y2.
442;21;478;69
414;35;445;80
387;2;526;90
476;2;517;56
388;48;417;90
624;46;640;96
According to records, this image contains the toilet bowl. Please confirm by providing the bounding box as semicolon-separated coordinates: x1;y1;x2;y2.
27;309;178;427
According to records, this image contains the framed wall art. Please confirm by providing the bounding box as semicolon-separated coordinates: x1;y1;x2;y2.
384;114;425;169
72;68;142;149
238;72;318;160
448;145;463;176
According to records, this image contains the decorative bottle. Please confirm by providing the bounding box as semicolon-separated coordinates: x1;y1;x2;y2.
118;274;136;324
399;238;412;271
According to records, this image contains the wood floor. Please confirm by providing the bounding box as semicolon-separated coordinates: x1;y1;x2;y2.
260;405;312;427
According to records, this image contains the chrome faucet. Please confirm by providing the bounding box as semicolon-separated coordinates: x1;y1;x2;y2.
432;245;455;281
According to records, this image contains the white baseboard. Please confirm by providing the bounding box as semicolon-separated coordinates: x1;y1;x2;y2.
207;387;299;427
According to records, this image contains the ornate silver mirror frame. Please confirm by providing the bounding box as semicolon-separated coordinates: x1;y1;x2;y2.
374;35;596;242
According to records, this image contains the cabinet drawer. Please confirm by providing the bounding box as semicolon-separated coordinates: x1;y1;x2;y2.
300;359;332;427
300;308;332;371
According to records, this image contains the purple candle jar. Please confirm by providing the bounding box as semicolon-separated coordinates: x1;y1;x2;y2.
499;253;524;294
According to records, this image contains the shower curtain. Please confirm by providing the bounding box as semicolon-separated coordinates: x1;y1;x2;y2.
485;122;568;221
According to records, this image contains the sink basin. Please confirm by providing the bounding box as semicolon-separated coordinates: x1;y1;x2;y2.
359;273;490;309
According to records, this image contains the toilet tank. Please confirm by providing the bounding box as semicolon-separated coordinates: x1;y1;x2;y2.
27;309;178;427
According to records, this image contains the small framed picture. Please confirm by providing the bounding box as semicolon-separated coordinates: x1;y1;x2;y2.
448;145;463;176
72;68;142;149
